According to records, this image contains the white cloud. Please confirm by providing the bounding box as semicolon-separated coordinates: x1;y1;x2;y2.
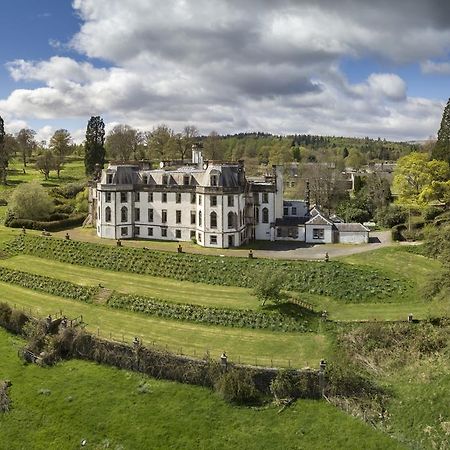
1;0;449;140
421;60;450;75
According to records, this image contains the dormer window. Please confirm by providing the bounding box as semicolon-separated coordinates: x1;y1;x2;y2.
106;173;113;184
162;175;169;185
183;175;190;185
210;175;218;186
143;175;148;184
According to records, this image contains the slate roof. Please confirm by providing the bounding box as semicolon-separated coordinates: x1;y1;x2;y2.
275;217;308;226
334;223;370;232
305;213;333;226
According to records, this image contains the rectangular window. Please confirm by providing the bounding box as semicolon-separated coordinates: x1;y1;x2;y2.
176;193;182;203
262;193;269;203
162;210;167;223
210;196;217;207
197;232;202;242
161;227;167;237
162;192;167;203
176;210;182;223
120;192;127;203
284;207;289;216
191;193;196;204
105;192;112;203
210;235;217;244
142;175;148;184
148;192;153;202
292;207;297;215
121;227;127;236
135;226;140;235
184;175;190;185
106;174;113;184
175;229;181;239
135;192;140;202
198;195;202;205
148;227;153;236
191;211;196;225
277;228;282;237
135;208;140;221
162;175;168;185
148;208;154;222
227;195;234;207
313;228;325;239
190;230;196;239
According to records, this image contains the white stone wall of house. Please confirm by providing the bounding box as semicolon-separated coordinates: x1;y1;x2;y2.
255;191;277;240
337;231;369;244
305;224;333;244
275;225;306;242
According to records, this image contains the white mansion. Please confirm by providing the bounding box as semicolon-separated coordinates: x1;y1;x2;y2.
92;148;369;248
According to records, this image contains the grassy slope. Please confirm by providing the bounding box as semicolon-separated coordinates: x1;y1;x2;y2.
0;328;405;450
0;255;257;309
0;282;328;368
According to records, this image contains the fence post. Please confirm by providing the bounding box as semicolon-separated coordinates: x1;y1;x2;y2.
97;328;100;336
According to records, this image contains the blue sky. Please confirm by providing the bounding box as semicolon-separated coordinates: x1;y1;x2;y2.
0;0;449;143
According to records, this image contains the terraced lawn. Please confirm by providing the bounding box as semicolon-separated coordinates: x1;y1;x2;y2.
0;328;405;450
0;281;328;368
0;255;257;309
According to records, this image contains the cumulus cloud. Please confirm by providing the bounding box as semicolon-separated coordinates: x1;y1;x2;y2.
1;0;450;140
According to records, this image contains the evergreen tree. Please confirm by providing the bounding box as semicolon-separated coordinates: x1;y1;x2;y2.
432;98;450;164
84;116;106;175
0;116;7;184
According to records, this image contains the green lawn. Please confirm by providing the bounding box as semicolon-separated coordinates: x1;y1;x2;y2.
0;328;405;450
0;255;257;310
0;282;328;368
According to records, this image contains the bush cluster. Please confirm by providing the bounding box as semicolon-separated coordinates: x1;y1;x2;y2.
107;293;311;332
0;267;97;302
5;236;411;303
6;214;86;232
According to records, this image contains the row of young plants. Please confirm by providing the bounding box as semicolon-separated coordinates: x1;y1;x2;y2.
4;235;412;303
107;292;313;332
0;267;98;303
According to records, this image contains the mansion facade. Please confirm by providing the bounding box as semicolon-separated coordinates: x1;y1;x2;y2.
92;148;369;248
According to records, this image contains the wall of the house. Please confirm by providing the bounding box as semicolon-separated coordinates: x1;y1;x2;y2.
305;225;333;244
338;231;369;244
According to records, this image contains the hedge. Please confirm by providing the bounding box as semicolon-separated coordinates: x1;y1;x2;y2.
6;214;86;232
107;292;312;332
4;235;412;303
0;267;98;303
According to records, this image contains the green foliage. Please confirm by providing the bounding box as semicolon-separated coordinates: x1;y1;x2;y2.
7;181;54;220
84;116;106;175
269;369;309;400
107;292;311;332
431;98;450;164
5;235;411;303
214;369;259;405
422;205;443;221
6;214;86;232
375;204;408;228
253;268;285;304
0;267;97;302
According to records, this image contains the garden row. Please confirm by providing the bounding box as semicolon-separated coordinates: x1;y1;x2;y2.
0;267;98;303
4;235;411;302
107;293;313;332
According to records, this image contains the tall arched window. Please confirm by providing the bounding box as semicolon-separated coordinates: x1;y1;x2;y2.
262;207;269;223
121;206;128;222
210;211;217;228
227;211;234;229
198;211;202;226
105;206;112;223
255;207;259;224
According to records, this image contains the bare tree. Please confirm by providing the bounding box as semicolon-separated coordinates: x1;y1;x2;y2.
35;150;56;180
181;125;199;160
106;124;143;161
203;131;223;160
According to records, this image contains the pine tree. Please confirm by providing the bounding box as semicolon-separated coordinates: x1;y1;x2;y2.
432;98;450;164
84;116;106;175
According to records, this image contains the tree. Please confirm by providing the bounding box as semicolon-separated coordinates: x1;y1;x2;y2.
84;116;106;175
253;268;285;305
0;116;8;185
8;181;54;220
432;98;450;164
393;152;450;205
106;124;142;161
49;129;72;177
180;125;199;160
16;128;36;173
35;150;56;180
203;131;223;160
145;124;174;160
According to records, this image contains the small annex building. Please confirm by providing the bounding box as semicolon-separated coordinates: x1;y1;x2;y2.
90;147;370;248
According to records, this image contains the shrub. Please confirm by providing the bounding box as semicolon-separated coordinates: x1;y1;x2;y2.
53;182;86;199
7;214;86;232
423;206;443;221
215;369;259;405
270;369;299;401
253;268;285;305
0;198;7;206
391;224;406;241
7;181;54;220
376;204;408;228
54;204;75;215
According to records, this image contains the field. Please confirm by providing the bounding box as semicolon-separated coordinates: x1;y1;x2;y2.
0;328;405;450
